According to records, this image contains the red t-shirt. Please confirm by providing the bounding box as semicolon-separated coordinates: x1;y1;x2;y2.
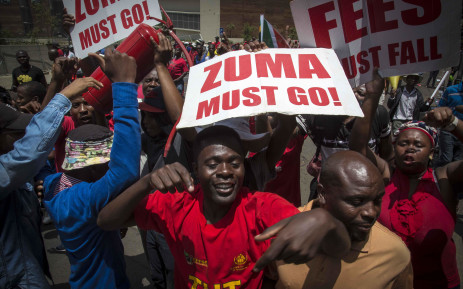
135;186;299;289
54;116;75;172
168;57;188;80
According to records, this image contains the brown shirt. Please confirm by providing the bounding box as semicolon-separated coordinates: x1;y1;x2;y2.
274;201;413;289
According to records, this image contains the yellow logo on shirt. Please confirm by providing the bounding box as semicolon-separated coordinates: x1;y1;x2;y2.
231;253;250;271
184;251;208;267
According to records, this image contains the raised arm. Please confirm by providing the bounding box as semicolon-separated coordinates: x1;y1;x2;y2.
265;113;297;171
0;77;103;197
86;49;141;211
349;69;390;183
41;57;77;110
97;162;194;230
424;107;463;185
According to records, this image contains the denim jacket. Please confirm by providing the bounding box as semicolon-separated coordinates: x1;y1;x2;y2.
0;94;71;288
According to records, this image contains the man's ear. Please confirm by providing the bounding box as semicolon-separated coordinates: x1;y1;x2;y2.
317;183;326;207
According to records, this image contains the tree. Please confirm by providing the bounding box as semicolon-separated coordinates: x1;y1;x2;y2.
242;23;257;42
30;2;59;39
226;23;235;38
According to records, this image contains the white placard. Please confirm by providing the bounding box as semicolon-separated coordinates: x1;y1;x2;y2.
63;0;162;58
291;0;461;86
177;49;363;129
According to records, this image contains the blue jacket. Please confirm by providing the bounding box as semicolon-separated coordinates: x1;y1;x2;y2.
438;82;463;120
43;83;141;289
0;94;71;289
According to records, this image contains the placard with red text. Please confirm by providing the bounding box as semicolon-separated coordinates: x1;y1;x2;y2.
177;49;363;129
63;0;161;58
291;0;461;87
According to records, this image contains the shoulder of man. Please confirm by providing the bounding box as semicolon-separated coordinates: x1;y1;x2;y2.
370;222;410;266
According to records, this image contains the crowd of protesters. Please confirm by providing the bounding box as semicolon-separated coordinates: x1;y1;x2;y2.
1;9;463;289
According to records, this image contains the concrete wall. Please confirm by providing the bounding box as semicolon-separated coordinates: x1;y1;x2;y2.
200;0;220;43
0;45;52;75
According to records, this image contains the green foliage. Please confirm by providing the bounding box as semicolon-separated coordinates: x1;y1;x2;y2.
287;26;298;40
226;23;235;38
30;2;59;39
242;23;257;42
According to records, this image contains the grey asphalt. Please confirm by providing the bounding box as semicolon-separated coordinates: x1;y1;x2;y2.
1;70;462;288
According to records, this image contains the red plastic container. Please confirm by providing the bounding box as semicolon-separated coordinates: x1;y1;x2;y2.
83;23;161;113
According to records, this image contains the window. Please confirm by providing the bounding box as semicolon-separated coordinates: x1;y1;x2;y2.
166;12;200;31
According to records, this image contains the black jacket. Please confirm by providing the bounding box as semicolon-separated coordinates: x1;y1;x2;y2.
387;86;428;121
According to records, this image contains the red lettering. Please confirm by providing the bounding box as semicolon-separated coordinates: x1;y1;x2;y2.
142;1;150;20
132;4;144;25
339;0;367;43
201;62;222;93
222;90;240;110
106;14;117;34
75;0;86;24
256;54;297;78
99;20;110;39
224;55;252;82
328;87;342;106
430;36;442;60
416;38;429;62
242;87;261;106
121;9;133;29
309;87;330;106
357;50;370;74
261;86;278;105
196;96;220;120
368;46;381;67
341;55;357;78
400;41;417;64
288;87;308;105
367;0;398;33
101;0;109;8
298;54;331;79
388;43;400;66
78;28;92;50
84;0;99;16
308;2;337;48
89;24;101;44
402;0;441;26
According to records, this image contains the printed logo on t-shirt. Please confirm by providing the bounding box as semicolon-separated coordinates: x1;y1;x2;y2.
231;252;250;272
17;74;32;84
189;275;241;289
184;250;208;267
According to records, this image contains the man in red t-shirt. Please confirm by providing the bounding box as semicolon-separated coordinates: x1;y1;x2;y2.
98;125;350;289
168;45;189;96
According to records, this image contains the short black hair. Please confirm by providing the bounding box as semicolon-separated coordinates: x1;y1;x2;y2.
193;125;245;161
17;81;47;103
68;124;112;142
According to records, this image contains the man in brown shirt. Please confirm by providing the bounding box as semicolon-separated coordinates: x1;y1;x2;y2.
274;151;412;289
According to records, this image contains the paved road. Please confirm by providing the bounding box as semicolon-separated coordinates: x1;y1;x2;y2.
1;70;462;287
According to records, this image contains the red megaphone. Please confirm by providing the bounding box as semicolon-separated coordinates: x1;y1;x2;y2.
83;23;161;114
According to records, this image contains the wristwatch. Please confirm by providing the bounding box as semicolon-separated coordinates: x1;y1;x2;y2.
442;116;459;132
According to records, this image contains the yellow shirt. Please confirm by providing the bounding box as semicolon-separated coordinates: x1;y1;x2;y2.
275;201;413;289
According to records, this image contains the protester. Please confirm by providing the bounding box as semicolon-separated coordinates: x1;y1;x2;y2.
168;44;189;96
97;125;351;288
48;48;60;62
434;81;463;167
12;50;47;91
0;86;13;105
42;49;140;289
139;33;194;289
274;151;412;289
387;73;430;131
426;70;439;88
350;69;463;289
0;74;101;288
16;81;47;114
